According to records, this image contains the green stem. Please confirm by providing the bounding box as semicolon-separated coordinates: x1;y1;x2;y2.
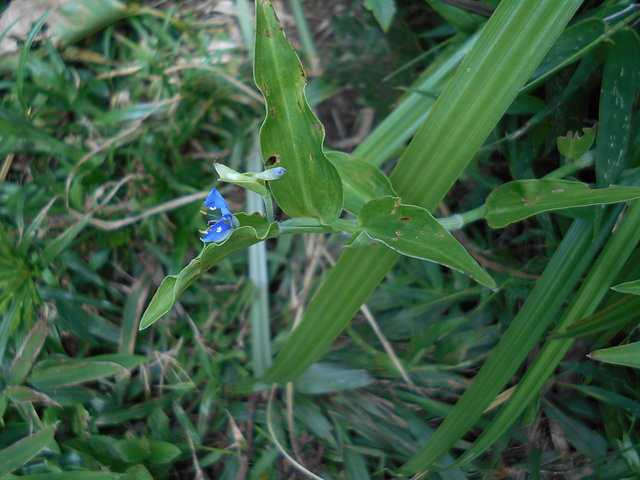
263;192;275;223
544;150;595;180
437;205;488;230
278;217;357;235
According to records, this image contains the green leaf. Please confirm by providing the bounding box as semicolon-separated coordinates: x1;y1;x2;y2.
140;214;279;329
612;279;640;296
94;101;173;125
326;151;396;215
424;0;485;32
293;363;373;394
352;33;477;167
526;18;607;90
596;28;640;187
28;361;125;389
9;319;47;385
254;0;343;223
0;108;81;160
557;126;596;160
2;386;60;406
544;403;608;460
41;213;92;267
115;437;150;464
549;295;640;339
451;200;640;468
347;197;496;289
363;0;397;32
139;276;177;331
0;426;56;477
147;440;181;464
486;179;640;228
88;354;151;370
2;473;118;480
571;384;640;418
590;342;640;369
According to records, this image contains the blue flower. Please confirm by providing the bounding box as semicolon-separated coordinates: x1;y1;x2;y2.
201;188;236;243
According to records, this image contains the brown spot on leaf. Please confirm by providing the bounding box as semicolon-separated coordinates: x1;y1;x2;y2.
391;238;398;242
266;155;279;166
390;209;396;215
435;232;444;238
395;230;403;236
399;217;411;222
371;242;377;246
297;65;306;78
297;99;302;110
269;106;275;117
394;201;400;207
265;28;271;38
262;82;269;96
420;230;425;235
312;123;322;132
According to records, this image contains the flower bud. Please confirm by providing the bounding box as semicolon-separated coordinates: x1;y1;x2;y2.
252;167;286;181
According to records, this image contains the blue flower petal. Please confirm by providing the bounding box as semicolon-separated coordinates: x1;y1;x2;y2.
201;220;233;243
204;188;232;218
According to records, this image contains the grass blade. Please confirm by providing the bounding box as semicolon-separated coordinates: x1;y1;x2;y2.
455;200;640;466
0;425;56;477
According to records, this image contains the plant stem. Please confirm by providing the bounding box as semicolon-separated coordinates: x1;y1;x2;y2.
437;205;488;230
263;192;275;223
544;150;595;180
278;217;357;235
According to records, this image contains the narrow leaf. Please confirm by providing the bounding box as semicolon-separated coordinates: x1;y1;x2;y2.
571;384;640;417
254;0;343;223
0;426;56;477
28;361;125;389
526;18;607;90
41;213;92;266
549;295;640;339
294;363;373;394
140;276;178;331
612;279;640;296
348;197;495;289
140;214;279;329
363;0;397;32
596;28;640;187
486;179;640;228
590;342;640;369
452;200;640;468
9;318;47;385
0;108;80;160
